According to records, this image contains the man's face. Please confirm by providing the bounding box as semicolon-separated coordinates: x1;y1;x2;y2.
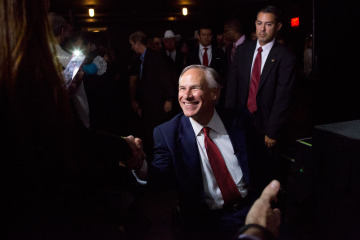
163;38;176;51
153;37;162;51
178;68;218;125
255;12;282;46
130;40;141;54
198;29;212;47
223;25;235;42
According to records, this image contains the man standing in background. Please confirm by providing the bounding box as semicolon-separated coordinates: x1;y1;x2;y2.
226;5;296;194
128;31;175;160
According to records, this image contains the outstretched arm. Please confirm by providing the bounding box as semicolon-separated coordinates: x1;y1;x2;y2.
237;180;282;240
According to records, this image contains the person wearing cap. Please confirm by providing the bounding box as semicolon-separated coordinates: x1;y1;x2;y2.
162;30;186;116
162;30;185;76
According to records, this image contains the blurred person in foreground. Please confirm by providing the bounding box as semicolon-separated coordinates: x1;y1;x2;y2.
0;0;144;239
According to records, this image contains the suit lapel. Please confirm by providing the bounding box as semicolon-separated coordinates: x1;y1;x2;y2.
244;42;257;90
194;46;201;64
176;116;203;184
258;42;280;92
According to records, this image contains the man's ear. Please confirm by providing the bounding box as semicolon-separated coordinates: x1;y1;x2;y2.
212;88;220;101
276;22;282;32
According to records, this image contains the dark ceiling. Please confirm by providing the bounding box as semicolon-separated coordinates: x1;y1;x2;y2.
49;0;295;31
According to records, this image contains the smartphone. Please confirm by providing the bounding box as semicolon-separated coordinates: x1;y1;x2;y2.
63;51;85;87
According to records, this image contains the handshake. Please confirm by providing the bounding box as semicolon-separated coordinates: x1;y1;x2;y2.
121;135;146;171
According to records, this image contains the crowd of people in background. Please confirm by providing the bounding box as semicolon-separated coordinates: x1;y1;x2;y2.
1;0;315;239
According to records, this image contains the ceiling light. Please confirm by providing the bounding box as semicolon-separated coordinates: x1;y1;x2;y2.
182;8;188;16
89;8;95;17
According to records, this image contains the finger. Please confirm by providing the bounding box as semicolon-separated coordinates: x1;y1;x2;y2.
126;135;135;141
260;180;281;203
134;138;143;150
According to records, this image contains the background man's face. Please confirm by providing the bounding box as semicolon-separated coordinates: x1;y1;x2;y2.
153;37;162;51
198;29;212;47
130;40;141;54
255;12;282;46
163;38;176;51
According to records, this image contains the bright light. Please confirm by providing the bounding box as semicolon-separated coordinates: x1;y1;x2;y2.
182;8;188;16
73;50;82;57
89;8;95;17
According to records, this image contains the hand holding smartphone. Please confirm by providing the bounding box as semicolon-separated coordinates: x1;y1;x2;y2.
63;50;85;88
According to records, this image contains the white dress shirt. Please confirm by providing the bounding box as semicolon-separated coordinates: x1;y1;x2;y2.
189;110;248;209
135;110;248;209
250;39;275;77
199;44;212;65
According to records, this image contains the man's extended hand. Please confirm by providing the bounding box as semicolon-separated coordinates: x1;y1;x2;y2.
245;180;282;238
264;135;276;148
123;135;146;170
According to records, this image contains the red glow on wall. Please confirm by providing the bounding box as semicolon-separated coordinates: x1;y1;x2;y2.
291;17;300;27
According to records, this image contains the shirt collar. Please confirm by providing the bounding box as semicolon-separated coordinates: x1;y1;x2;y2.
200;44;212;51
140;48;147;60
256;39;275;52
189;110;225;136
235;35;246;47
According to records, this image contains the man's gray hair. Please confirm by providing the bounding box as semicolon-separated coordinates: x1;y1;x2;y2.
179;65;220;89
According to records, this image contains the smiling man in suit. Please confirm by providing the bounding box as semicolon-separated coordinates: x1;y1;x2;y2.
130;65;254;239
225;5;296;195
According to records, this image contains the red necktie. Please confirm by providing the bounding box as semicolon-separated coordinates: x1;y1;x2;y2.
203;127;242;206
231;43;236;61
203;47;208;66
247;47;263;113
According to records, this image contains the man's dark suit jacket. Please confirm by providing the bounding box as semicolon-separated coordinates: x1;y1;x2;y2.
137;48;176;123
186;45;226;84
225;40;296;139
219;39;249;106
224;38;250;78
163;49;185;76
149;108;250;212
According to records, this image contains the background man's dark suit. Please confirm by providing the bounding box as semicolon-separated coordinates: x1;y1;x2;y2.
220;39;249;106
162;49;185;116
225;40;296;193
137;48;176;158
163;48;185;77
149;108;253;237
186;45;226;83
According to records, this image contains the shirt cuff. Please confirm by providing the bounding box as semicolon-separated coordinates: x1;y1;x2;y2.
131;160;148;185
237;234;262;240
